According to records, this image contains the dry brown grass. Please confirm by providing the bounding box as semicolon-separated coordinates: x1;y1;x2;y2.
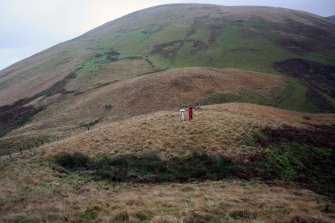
41;103;335;162
0;45;89;106
0;156;334;222
1;103;335;222
70;67;284;118
7;67;285;142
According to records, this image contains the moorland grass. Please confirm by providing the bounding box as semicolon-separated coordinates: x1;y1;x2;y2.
54;131;335;199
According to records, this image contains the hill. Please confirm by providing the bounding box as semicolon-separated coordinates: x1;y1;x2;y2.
328;15;335;21
1;103;335;222
1;4;335;153
1;5;335;221
0;67;286;155
1;5;335;107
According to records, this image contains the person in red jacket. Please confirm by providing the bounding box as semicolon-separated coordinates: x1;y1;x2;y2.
188;104;193;121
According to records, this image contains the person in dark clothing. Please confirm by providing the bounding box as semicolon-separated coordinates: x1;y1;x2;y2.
188;105;193;121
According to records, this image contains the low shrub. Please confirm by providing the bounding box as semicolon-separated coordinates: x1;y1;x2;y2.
54;152;90;169
54;151;234;183
247;124;335;198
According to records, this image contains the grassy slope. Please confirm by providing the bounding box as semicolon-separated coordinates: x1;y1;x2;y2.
1;103;335;222
2;12;335;150
0;68;285;155
73;6;335;113
0;5;335;145
2;5;335;108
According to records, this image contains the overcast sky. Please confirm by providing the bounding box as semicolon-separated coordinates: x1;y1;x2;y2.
1;0;334;70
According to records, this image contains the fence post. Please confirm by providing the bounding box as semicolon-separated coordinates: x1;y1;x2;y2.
20;148;22;154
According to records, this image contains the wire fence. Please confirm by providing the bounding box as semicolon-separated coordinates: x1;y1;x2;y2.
0;128;92;165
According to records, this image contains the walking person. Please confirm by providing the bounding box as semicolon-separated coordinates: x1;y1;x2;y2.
180;109;185;122
188;104;193;121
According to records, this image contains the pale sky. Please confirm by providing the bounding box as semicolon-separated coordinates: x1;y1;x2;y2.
1;0;334;70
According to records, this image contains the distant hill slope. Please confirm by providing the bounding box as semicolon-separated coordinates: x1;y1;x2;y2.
1;4;335;106
328;15;335;21
1;4;335;148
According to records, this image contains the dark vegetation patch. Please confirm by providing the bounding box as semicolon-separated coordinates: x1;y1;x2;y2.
95;49;120;62
251;124;335;148
274;59;335;96
79;49;121;75
152;40;183;59
306;88;335;113
274;58;335;112
0;105;42;138
152;39;208;60
120;56;143;60
0;69;79;137
54;151;234;183
277;19;335;50
54;152;90;169
191;39;207;49
247;124;335;198
276;39;314;54
54;124;335;198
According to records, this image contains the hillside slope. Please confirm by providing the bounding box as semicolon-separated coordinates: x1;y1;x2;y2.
328;15;335;21
0;68;285;155
1;4;335;106
1;4;335;152
42;103;335;158
1;103;335;222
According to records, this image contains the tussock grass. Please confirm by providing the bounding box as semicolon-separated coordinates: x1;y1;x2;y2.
1;155;335;222
1;67;285;155
1;104;335;222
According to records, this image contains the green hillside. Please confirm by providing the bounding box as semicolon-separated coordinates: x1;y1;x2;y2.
77;4;335;112
2;4;335;111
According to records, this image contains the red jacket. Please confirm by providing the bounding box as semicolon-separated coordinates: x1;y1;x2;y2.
188;105;193;114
